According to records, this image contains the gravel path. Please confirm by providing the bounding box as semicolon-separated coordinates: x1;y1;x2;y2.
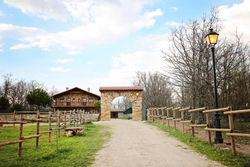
92;119;225;167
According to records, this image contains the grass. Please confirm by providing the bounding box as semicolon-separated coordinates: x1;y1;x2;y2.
146;121;250;167
0;123;110;167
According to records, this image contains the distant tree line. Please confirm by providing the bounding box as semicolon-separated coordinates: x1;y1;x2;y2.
0;74;53;112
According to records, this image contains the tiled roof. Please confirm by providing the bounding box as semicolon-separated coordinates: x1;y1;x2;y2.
99;86;143;91
52;87;100;98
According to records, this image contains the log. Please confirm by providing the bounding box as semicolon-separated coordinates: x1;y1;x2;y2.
23;118;42;121
180;120;191;123
39;131;52;134
203;106;231;113
224;109;250;115
189;124;207;127
188;107;206;112
226;133;250;137
204;128;231;132
166;117;173;120
173;118;182;121
0;113;13;115
0;121;27;124
23;135;41;140
179;107;191;112
173;107;181;111
0;140;24;147
16;111;38;114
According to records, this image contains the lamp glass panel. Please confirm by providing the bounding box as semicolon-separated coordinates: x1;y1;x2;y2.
209;34;218;44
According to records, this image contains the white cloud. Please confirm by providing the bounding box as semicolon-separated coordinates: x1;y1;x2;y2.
4;0;68;20
87;61;92;65
56;58;73;64
171;7;178;11
218;0;250;43
50;67;71;72
165;21;185;28
0;43;3;52
0;10;4;16
92;33;171;87
3;0;162;54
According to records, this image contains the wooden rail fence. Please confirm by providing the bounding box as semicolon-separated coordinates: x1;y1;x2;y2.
147;107;250;155
0;109;89;158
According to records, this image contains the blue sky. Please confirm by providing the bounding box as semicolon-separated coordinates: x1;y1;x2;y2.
0;0;248;94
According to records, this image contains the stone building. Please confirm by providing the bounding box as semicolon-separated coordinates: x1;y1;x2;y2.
52;87;100;113
99;86;143;121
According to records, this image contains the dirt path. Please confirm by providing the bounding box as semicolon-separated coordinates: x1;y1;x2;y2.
93;119;225;167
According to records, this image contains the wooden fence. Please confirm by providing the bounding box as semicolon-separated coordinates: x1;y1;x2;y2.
0;109;89;158
147;107;250;155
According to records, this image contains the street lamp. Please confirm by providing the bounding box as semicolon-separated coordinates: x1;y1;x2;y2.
205;28;223;144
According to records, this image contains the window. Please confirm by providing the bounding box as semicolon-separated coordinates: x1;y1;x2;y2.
60;98;64;102
82;98;87;102
89;98;94;103
72;98;75;102
67;98;71;102
78;98;81;102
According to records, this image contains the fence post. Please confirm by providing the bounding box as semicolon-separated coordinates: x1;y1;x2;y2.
167;108;170;126
73;110;76;126
206;113;212;145
18;114;24;158
173;109;176;130
228;113;236;155
181;110;184;132
191;112;195;137
64;111;66;130
36;110;40;148
48;111;52;142
13;110;16;127
57;110;60;137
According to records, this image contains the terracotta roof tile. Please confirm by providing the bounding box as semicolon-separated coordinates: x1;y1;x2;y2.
52;87;100;98
99;86;143;91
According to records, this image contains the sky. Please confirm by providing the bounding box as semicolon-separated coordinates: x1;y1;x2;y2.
0;0;249;95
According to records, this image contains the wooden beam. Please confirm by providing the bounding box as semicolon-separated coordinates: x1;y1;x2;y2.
203;106;231;113
226;133;250;137
180;120;191;123
0;121;27;124
23;135;41;140
189;124;207;127
188;107;206;112
224;109;250;115
204;128;231;132
179;107;191;112
0;140;24;147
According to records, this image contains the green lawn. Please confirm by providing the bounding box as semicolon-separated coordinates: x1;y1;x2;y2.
146;121;250;167
0;123;110;167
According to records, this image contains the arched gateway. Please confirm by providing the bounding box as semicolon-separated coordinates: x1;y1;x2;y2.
99;86;143;121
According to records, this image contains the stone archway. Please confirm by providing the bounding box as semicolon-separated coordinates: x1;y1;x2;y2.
99;86;143;121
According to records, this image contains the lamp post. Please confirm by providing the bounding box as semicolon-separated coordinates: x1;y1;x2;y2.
205;28;223;144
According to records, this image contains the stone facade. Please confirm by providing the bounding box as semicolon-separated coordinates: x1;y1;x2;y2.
99;87;143;121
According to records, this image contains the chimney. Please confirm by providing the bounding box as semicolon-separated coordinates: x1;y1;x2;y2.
87;88;90;92
66;87;69;90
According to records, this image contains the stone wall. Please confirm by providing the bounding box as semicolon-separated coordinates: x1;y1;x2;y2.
0;113;99;122
100;90;142;121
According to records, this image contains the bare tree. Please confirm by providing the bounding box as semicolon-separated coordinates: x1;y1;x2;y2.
162;11;250;110
132;71;173;108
